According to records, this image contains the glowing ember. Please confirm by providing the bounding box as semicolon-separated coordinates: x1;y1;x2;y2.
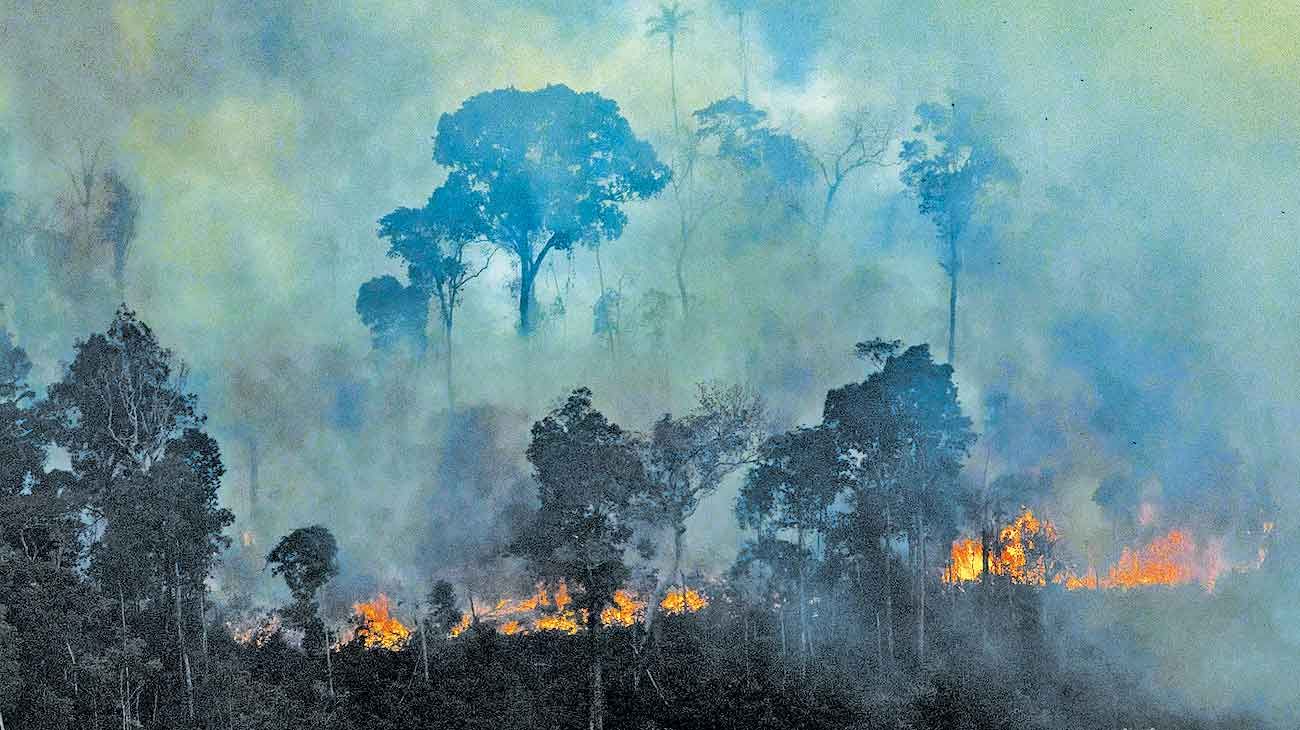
350;594;412;650
659;587;709;614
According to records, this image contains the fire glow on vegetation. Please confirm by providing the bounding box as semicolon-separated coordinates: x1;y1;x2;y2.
943;508;1272;593
942;509;1059;586
660;587;709;614
349;593;412;650
226;613;282;647
447;581;707;638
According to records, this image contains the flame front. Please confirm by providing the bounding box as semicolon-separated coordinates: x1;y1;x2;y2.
450;581;708;637
944;510;1271;593
351;593;412;650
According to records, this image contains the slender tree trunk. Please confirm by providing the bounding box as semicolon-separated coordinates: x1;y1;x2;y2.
594;247;616;358
174;562;195;722
821;180;842;228
883;504;895;665
672;526;687;607
247;436;259;527
587;609;605;730
738;11;749;102
669;39;680;138
797;529;808;679
675;211;691;319
443;317;456;410
917;511;927;662
946;235;958;364
324;625;335;698
420;624;430;683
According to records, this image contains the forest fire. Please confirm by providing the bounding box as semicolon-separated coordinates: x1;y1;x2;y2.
444;581;708;638
349;594;412;650
942;509;1059;586
660;586;710;614
944;508;1270;593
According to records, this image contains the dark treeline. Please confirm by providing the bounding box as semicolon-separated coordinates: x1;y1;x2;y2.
0;310;1282;730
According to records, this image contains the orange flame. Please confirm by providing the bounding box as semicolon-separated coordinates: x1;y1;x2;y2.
942;508;1058;586
350;594;412;650
659;586;709;614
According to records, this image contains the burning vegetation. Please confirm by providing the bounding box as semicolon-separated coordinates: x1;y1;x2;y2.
943;508;1272;593
445;582;708;638
348;593;412;650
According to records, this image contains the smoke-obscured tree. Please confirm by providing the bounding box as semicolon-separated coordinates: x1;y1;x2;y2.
817;107;894;227
41;307;230;723
641;382;764;608
512;388;647;730
267;524;340;697
823;343;974;661
721;0;756;101
646;2;693;138
97;169;139;298
900;96;1017;364
694;97;816;222
431;85;670;335
736;425;841;677
356;274;429;353
375;182;493;406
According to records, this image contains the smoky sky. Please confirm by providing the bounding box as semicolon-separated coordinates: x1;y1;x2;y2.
2;0;1299;719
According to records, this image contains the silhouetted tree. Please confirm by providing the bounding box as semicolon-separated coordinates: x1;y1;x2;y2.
817;106;894;227
513;388;647;730
375;182;493;406
646;2;694;137
431;85;670;334
737;425;841;677
900;96;1017;364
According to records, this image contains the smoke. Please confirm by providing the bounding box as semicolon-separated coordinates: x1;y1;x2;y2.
3;0;1299;723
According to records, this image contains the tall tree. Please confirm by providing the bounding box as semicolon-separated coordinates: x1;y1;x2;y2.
823;343;975;661
512;388;647;730
267;525;340;658
721;0;756;101
817;107;894;227
641;382;764;607
97;170;139;298
356;274;430;352
900;96;1016;364
375;182;493;406
646;2;694;138
431;85;670;335
42;307;231;723
737;425;842;677
694;97;816;221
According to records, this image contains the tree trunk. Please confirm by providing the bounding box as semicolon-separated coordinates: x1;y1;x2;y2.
443;318;456;410
518;258;539;336
324;625;335;698
675;213;691;319
738;11;749;102
174;562;195;722
420;624;430;683
797;529;808;679
247;436;259;527
946;235;958;365
587;610;604;730
594;247;616;358
917;511;927;662
883;504;895;665
821;180;842;228
669;39;680;138
672;526;687;608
